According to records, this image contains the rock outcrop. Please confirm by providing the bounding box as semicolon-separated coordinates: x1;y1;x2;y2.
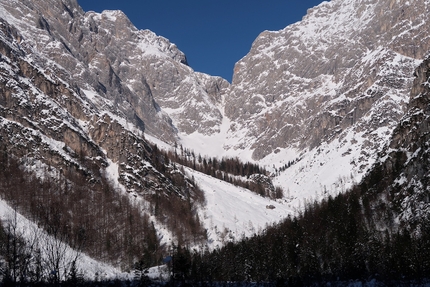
362;55;430;228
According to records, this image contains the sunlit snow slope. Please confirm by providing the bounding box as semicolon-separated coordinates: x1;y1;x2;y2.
185;168;293;248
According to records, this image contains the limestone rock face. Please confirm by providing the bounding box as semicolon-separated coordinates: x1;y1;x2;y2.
0;12;198;196
226;0;430;160
0;0;228;143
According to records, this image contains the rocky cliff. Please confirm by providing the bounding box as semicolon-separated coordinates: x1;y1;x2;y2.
227;0;429;158
216;0;430;203
0;0;212;269
0;0;229;143
358;55;430;230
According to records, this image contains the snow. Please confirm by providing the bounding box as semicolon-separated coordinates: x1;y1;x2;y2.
138;40;170;59
185;167;293;249
1;0;428;281
0;200;131;281
104;158;126;193
177;108;257;162
105;128;288;250
175;102;389;228
135;28;185;62
147;265;169;281
101;10;122;22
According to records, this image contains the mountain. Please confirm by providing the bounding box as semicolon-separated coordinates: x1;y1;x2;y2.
360;54;430;229
0;0;230;143
227;0;426;159
177;0;430;206
182;54;430;285
0;2;207;277
0;0;287;279
0;0;231;238
1;0;430;283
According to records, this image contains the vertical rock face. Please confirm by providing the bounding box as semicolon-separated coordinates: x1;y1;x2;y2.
0;7;204;207
217;0;430;199
227;0;430;159
392;57;430;217
0;0;228;143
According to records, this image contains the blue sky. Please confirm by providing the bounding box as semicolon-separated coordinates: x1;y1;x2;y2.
78;0;325;82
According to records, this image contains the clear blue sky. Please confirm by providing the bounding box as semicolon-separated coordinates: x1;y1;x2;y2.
78;0;325;82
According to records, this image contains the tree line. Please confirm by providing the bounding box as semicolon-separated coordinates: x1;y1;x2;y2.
272;158;301;177
156;145;284;199
148;144;207;247
166;183;430;285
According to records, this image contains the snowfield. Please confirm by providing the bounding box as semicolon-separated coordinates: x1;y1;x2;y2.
185;167;294;249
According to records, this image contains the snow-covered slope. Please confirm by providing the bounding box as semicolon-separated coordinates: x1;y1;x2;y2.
0;200;129;281
186;167;293;248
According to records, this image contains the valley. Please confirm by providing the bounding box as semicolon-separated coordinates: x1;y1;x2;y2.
0;0;430;284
